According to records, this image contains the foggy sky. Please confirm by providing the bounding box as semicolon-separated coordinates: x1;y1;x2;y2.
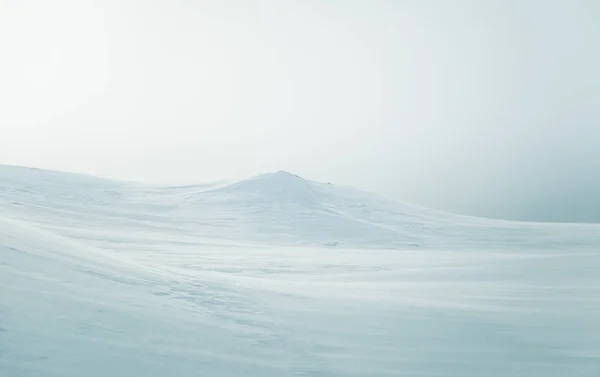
1;0;599;223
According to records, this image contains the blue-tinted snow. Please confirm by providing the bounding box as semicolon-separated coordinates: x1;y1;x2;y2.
1;165;599;376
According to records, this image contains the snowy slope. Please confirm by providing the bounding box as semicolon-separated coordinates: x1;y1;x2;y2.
3;167;599;250
1;165;600;376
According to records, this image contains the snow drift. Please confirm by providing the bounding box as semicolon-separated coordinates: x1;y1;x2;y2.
1;165;600;377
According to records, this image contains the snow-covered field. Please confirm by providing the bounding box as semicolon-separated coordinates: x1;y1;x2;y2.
1;165;599;376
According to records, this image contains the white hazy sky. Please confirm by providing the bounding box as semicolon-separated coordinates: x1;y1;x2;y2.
1;0;599;222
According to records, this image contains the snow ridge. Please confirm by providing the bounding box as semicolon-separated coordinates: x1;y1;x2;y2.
1;165;600;376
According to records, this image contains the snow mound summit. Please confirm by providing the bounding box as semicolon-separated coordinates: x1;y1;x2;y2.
217;171;320;205
232;171;309;189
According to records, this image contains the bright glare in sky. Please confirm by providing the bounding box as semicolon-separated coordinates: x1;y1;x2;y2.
1;0;599;222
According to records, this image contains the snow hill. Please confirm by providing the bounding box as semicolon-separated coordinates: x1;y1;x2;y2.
2;166;599;250
1;165;600;377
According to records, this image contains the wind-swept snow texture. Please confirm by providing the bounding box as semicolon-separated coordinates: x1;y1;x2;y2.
1;165;599;377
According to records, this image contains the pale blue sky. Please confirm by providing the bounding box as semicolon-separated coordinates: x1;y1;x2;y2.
1;0;599;222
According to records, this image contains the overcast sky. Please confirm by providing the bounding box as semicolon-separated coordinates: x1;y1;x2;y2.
1;0;599;222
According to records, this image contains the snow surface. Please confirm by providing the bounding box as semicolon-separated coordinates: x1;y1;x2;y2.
1;165;600;376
